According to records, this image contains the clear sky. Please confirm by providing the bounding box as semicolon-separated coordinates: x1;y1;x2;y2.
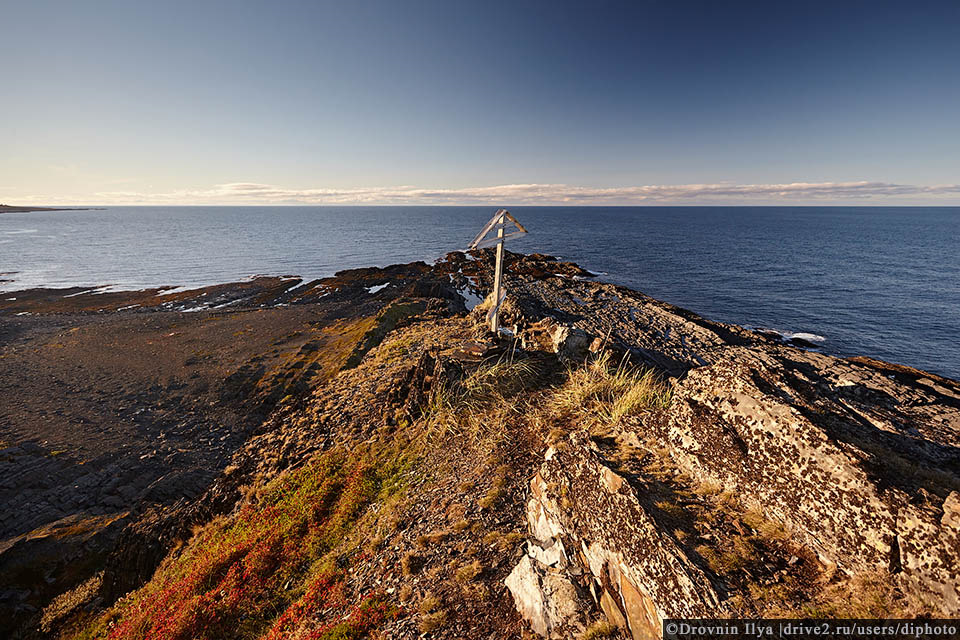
2;0;958;205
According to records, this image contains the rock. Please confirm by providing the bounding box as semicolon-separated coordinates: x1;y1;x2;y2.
520;317;594;362
504;554;590;639
527;540;566;569
550;326;592;362
116;484;139;502
652;347;960;613
943;492;960;530
511;432;719;638
520;318;559;352
101;495;124;509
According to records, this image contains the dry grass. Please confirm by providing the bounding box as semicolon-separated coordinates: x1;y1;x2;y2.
483;530;524;550
549;351;671;426
416;530;448;548
474;291;520;326
418;610;448;633
423;356;541;453
419;592;441;613
478;485;504;509
777;571;934;618
578;620;621;640
481;531;501;546
454;560;484;583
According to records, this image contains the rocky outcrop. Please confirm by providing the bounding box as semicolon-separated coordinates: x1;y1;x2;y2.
505;273;752;375
507;433;719;640
503;258;960;635
504;554;591;638
654;346;960;612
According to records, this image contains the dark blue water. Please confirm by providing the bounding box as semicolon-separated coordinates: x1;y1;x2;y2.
2;206;958;379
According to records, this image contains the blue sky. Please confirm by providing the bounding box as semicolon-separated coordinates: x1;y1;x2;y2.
2;0;958;205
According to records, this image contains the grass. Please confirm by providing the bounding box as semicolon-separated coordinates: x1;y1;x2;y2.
477;486;504;509
578;620;620;640
454;560;484;584
549;351;671;426
420;342;668;462
419;593;441;613
418;610;448;633
783;571;932;618
482;530;523;550
422;355;542;454
415;531;448;548
452;518;472;532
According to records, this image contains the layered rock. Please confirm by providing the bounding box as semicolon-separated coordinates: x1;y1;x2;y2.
503;260;960;635
654;346;960;612
507;433;719;640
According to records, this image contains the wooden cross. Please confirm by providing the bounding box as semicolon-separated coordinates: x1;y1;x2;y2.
469;209;528;334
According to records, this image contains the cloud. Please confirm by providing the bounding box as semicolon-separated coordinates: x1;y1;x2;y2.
9;180;959;206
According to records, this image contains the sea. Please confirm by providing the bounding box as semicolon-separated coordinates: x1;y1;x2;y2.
2;206;958;380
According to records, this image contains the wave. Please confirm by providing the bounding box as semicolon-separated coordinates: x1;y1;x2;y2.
751;326;827;345
782;331;826;343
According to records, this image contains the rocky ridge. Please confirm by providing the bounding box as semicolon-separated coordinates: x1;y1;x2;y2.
1;250;957;639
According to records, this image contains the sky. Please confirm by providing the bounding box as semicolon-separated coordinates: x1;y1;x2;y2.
2;0;958;206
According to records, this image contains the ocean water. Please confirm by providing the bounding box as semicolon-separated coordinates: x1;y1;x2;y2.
2;206;958;379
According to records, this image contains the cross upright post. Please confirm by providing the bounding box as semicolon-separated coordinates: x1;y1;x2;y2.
468;208;528;337
490;214;506;333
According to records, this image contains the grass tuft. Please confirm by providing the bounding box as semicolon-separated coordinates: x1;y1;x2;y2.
548;351;670;427
578;620;621;640
418;610;448;633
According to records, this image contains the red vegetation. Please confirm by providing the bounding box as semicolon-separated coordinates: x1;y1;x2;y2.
85;451;402;640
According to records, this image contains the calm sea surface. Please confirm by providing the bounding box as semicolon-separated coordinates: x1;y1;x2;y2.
2;206;958;379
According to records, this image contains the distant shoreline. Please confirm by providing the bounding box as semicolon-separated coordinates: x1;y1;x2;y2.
0;205;104;213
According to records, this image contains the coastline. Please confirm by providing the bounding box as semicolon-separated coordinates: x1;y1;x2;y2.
0;205;104;214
